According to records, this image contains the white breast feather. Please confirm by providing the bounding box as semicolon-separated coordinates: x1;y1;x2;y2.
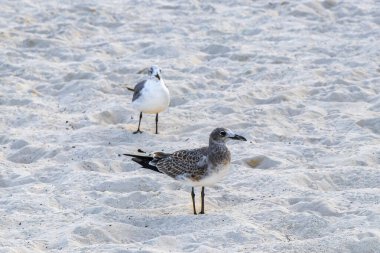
132;79;170;114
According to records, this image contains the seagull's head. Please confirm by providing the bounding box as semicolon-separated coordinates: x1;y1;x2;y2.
210;128;247;144
149;65;162;80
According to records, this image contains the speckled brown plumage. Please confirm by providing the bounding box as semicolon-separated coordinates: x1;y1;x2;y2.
153;147;209;181
124;127;247;214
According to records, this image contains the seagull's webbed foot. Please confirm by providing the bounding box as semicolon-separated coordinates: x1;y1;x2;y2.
133;112;143;135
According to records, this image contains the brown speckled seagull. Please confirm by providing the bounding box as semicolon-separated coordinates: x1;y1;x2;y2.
124;127;247;215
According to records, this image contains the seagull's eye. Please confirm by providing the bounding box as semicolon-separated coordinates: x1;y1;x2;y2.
220;130;226;137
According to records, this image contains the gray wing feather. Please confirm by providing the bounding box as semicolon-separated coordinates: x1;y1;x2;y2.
156;147;209;180
132;80;146;102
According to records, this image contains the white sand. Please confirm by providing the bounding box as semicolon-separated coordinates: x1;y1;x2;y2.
1;0;379;252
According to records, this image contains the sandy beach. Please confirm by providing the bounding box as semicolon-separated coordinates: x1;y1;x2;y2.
0;0;379;252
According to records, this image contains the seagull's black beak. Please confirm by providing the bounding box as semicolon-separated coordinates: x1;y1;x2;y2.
155;74;160;80
229;134;247;141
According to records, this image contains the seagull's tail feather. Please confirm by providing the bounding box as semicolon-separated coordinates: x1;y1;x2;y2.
123;153;162;173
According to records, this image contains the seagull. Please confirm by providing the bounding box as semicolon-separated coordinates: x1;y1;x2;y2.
124;127;247;214
131;65;170;134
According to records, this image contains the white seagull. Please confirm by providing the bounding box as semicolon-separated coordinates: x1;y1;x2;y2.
131;65;170;134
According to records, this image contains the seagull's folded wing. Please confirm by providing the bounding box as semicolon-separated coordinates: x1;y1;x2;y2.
156;147;208;180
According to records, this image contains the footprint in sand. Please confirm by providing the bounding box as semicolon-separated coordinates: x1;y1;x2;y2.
7;144;59;164
91;110;128;125
7;146;47;164
356;117;380;135
243;155;281;169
